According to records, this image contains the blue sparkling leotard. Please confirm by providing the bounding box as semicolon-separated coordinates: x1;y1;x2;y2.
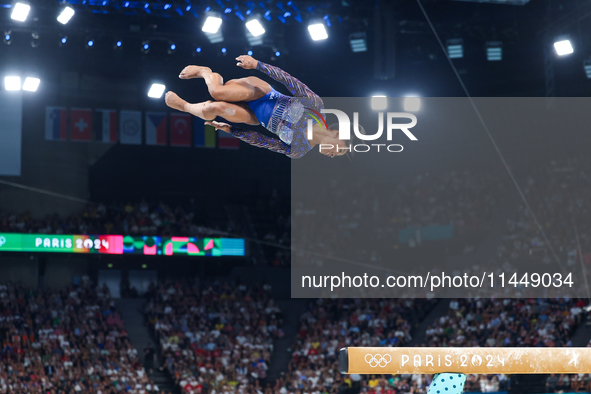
229;61;324;159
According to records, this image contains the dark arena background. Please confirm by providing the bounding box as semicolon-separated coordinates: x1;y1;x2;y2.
2;0;591;393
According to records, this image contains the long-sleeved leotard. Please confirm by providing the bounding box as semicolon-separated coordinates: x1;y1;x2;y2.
228;61;324;159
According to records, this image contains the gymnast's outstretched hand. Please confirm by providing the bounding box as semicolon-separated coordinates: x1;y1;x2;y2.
205;121;231;133
236;55;258;70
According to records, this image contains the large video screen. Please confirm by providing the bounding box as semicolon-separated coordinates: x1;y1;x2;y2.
0;233;245;257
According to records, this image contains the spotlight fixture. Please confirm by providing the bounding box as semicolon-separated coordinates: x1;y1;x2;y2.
3;31;11;45
11;2;30;22
167;41;177;54
349;32;367;53
57;6;75;24
202;14;222;34
247;50;253;56
245;19;265;37
22;77;40;92
221;47;227;54
85;39;94;49
308;21;328;41
147;83;165;98
203;13;224;43
195;46;202;53
370;95;387;111
113;40;122;49
4;76;21;91
554;38;573;56
141;40;150;53
403;96;421;112
486;41;502;61
30;31;39;47
446;38;463;59
59;35;68;47
584;58;591;79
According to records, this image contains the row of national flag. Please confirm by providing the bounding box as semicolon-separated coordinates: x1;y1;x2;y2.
44;107;239;149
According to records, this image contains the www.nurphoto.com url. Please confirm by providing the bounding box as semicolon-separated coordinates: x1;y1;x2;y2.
301;272;575;292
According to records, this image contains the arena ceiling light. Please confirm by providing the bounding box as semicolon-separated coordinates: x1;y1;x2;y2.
22;77;40;92
349;32;367;53
245;19;265;37
446;38;463;59
403;96;421;112
370;95;387;111
554;38;573;56
584;59;591;79
57;6;75;24
147;83;165;98
3;31;11;45
486;41;502;61
11;2;30;21
202;14;222;34
4;76;21;91
308;22;328;41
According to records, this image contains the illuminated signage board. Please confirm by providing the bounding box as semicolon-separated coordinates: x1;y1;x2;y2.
0;233;245;256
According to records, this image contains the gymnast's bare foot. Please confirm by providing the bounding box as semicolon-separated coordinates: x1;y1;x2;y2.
179;66;212;79
165;91;188;112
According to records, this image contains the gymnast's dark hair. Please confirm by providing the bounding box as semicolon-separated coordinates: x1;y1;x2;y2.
328;123;365;160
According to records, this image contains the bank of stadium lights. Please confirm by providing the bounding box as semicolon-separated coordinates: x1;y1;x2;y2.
202;15;222;34
371;95;387;111
57;6;75;24
202;13;224;44
446;38;463;59
4;77;20;91
308;22;328;41
147;83;165;98
30;31;39;47
4;76;40;92
486;41;502;61
404;96;421;112
22;77;40;91
584;59;591;79
349;32;367;53
554;38;573;56
245;19;265;37
11;2;30;22
245;19;264;46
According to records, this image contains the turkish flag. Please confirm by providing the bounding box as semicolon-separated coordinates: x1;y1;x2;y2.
170;113;192;147
70;108;93;142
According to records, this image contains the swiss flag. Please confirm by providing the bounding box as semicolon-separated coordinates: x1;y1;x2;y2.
70;108;93;142
169;113;192;147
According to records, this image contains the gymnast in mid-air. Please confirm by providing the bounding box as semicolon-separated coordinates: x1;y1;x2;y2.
165;54;348;159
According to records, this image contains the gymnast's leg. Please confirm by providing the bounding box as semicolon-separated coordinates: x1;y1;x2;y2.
178;65;270;103
165;91;259;125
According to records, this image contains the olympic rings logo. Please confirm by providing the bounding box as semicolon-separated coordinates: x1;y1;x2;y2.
364;353;392;368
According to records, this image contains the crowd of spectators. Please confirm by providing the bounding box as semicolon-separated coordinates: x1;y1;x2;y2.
497;158;591;271
0;280;163;394
274;298;437;394
0;199;231;238
291;167;506;274
144;280;282;394
423;298;589;393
